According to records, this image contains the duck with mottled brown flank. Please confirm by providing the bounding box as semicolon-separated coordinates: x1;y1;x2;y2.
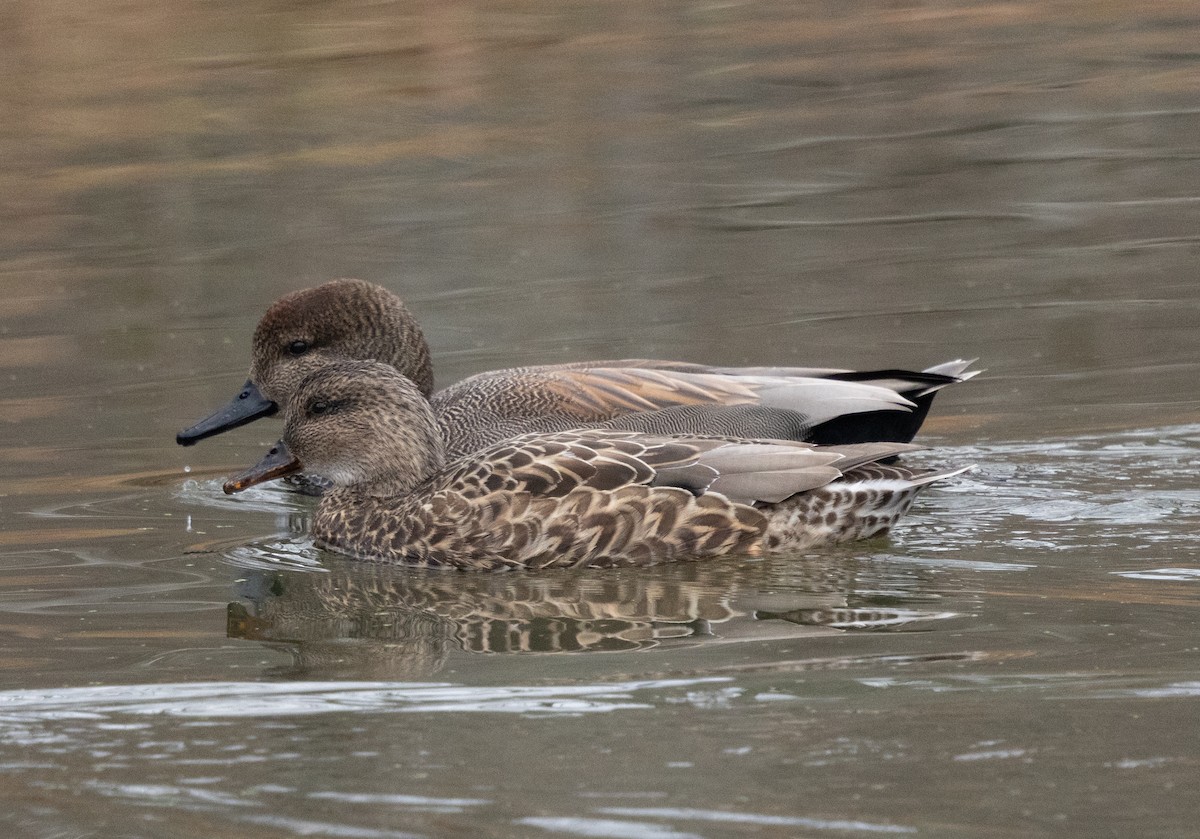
224;361;971;571
177;279;979;460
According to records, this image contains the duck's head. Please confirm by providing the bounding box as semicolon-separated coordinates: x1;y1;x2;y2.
224;360;445;496
178;279;432;446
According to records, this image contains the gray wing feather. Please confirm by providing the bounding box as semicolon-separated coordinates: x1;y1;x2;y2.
602;404;816;441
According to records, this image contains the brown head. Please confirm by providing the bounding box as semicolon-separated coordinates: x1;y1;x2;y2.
250;279;433;402
179;279;433;446
225;360;445;497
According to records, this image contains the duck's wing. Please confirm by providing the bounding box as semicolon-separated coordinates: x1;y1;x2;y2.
433;429;920;507
433;359;981;457
433;430;715;499
600;404;820;442
600;358;982;444
442;366;913;423
518;357;981;400
433;366;930;457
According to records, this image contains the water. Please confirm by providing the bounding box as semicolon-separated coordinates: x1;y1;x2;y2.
2;1;1200;836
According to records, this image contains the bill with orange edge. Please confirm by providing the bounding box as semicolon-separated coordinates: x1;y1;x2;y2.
223;440;303;495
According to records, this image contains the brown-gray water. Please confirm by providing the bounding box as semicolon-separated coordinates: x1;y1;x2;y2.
2;2;1199;837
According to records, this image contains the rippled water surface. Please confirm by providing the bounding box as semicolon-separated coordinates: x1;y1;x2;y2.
2;2;1200;837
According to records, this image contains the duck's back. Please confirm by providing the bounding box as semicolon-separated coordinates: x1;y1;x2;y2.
428;363;960;459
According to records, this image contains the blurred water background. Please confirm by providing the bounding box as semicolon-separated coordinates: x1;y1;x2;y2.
1;1;1198;836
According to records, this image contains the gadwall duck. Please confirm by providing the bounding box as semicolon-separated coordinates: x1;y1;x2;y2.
178;279;978;459
223;361;970;570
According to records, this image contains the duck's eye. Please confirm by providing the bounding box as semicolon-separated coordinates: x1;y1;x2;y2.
288;340;310;356
309;399;331;416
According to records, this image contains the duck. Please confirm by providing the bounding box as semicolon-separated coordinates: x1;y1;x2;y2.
177;279;978;459
222;361;971;571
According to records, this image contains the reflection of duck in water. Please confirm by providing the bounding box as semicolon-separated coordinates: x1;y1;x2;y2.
178;278;978;458
224;362;970;570
227;557;851;677
231;562;737;654
227;555;954;678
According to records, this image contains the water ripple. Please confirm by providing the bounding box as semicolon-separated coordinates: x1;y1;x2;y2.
906;425;1200;560
520;816;703;839
1113;568;1200;582
593;807;916;834
0;678;733;723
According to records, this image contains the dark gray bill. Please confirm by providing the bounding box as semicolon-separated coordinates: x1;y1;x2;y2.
223;440;303;494
176;379;278;446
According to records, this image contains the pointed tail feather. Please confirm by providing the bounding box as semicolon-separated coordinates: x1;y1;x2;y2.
903;463;976;487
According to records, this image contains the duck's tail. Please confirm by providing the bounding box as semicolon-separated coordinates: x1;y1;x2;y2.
763;461;973;550
807;359;982;445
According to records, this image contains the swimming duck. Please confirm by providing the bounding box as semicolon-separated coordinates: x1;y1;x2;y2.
223;361;970;570
178;279;978;458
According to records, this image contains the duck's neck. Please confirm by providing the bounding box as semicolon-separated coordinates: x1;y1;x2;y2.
350;425;446;498
354;470;435;499
384;303;435;399
402;338;435;399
